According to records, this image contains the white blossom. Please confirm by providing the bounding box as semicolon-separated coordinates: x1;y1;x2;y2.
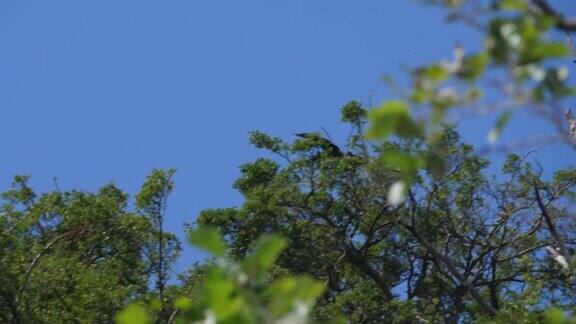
546;246;569;270
487;129;498;144
500;24;522;48
441;47;464;73
526;65;545;81
508;34;522;48
500;24;516;37
558;67;570;81
387;181;405;207
198;311;216;324
276;301;310;324
438;87;458;101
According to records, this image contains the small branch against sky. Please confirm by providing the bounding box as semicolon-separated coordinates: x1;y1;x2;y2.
530;0;576;32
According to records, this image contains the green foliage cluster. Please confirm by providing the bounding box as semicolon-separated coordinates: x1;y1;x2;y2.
191;102;576;322
368;0;576;185
118;228;327;324
0;170;180;323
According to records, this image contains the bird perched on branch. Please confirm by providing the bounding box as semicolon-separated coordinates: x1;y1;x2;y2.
294;132;344;157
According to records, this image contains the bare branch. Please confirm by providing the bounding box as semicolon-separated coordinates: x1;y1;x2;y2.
402;222;498;317
534;183;572;265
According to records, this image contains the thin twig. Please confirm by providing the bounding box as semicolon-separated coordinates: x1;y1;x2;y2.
534;182;571;264
531;0;576;32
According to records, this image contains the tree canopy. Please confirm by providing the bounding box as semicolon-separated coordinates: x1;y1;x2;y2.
2;0;576;323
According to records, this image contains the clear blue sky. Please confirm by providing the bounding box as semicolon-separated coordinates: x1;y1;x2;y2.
0;0;574;272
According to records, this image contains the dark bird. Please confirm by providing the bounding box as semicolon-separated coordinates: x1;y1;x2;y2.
294;132;344;157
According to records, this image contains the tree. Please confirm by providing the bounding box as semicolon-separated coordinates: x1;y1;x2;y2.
3;0;576;323
0;170;184;323
136;169;181;322
0;176;156;323
188;102;576;322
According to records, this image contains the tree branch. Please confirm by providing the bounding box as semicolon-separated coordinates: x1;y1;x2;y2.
533;183;571;264
531;0;576;32
344;245;395;301
402;223;498;317
17;232;69;303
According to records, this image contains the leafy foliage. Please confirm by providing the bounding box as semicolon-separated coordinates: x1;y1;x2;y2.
188;103;576;322
119;227;327;324
3;1;576;323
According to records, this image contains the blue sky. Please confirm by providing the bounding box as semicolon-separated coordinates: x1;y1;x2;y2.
0;0;574;272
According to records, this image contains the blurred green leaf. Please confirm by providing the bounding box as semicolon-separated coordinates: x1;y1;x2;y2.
419;64;450;82
457;54;489;81
410;86;431;103
149;298;162;311
495;111;512;133
367;100;421;139
242;235;287;274
189;227;226;257
175;307;205;324
488;111;512;143
544;307;565;324
498;0;528;10
488;19;514;63
266;276;325;317
536;42;570;57
381;149;424;183
425;150;446;178
115;304;150;324
522;42;570;64
202;272;243;319
537;68;574;98
174;297;193;310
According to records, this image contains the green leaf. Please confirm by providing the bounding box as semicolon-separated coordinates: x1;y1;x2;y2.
175;307;205;323
495;111;512;132
188;227;226;257
202;272;243;319
149;298;162;311
174;297;193;310
367;100;421;140
534;42;570;58
419;64;450;82
242;235;287;274
115;304;150;324
410;86;431;103
380;149;424;183
265;276;325;318
488;111;512;143
425;150;446;178
499;0;528;11
488;19;514;63
457;54;489;81
544;307;565;324
522;42;570;64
